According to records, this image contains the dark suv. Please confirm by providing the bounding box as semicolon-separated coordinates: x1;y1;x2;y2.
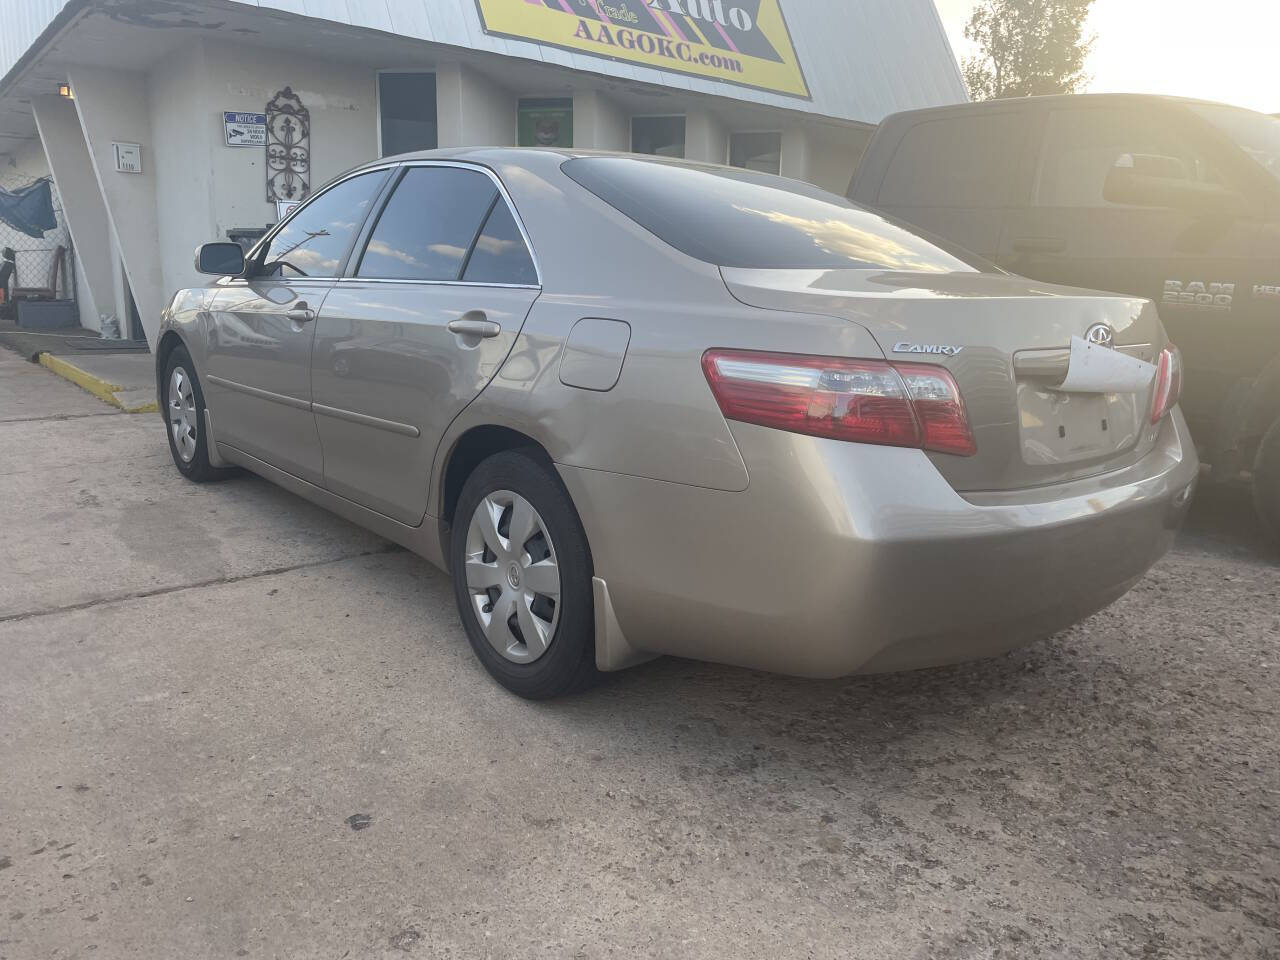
849;94;1280;538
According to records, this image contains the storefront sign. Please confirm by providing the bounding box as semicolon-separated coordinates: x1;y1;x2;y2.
224;111;267;147
474;0;810;99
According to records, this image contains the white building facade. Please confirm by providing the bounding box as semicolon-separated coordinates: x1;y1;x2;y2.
0;0;965;345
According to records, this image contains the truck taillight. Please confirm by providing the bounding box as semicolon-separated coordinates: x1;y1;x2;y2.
701;349;976;456
1150;345;1182;424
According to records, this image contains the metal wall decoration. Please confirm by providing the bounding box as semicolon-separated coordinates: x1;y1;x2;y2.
265;86;310;203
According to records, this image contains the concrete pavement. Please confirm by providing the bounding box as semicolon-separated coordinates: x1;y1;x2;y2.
1;349;1277;959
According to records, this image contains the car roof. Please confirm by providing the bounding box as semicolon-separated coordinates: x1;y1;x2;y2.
352;146;739;173
877;92;1257;127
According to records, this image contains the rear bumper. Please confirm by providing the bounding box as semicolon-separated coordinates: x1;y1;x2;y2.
558;408;1199;678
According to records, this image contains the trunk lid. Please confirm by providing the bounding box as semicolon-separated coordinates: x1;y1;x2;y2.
721;267;1168;492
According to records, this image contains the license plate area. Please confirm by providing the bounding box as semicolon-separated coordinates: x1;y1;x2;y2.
1017;382;1143;466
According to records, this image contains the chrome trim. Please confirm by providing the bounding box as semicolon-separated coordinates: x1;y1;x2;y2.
333;277;539;290
1014;343;1154;379
313;402;421;438
206;374;310;411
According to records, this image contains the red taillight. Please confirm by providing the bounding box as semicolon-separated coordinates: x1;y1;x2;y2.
1150;344;1182;424
701;349;976;456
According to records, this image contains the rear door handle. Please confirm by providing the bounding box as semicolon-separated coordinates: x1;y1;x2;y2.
1011;236;1067;254
448;317;502;338
285;301;316;323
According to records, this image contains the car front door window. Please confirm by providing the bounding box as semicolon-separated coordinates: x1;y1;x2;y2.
259;171;388;278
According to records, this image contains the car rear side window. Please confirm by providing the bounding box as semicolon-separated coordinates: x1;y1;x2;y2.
562;156;983;273
258;171;388;279
877;113;1027;208
356;166;500;281
462;200;538;286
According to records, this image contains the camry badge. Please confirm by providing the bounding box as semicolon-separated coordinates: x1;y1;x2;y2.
892;342;964;357
1083;322;1114;348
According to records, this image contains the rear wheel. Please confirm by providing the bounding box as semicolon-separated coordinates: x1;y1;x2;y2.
1252;415;1280;543
161;345;230;483
450;450;598;699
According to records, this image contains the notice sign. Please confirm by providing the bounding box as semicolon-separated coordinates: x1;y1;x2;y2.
224;111;267;147
474;0;810;99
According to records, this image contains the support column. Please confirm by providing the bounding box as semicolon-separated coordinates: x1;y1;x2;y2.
572;91;629;151
31;95;115;335
436;63;516;148
779;127;812;183
65;65;165;347
685;110;727;164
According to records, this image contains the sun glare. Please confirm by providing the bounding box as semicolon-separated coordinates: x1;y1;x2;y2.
935;0;1276;114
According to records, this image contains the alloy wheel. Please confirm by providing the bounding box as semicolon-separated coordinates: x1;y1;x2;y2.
464;489;561;664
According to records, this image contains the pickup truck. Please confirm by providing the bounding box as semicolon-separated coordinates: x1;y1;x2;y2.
849;94;1280;539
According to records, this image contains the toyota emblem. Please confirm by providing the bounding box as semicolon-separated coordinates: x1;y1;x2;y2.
1084;322;1114;348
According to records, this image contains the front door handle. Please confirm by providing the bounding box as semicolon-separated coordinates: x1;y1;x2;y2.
286;301;316;323
448;317;502;338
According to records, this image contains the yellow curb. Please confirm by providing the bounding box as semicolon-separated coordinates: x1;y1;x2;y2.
37;353;158;414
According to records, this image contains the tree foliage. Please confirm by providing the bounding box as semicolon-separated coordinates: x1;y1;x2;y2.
962;0;1095;101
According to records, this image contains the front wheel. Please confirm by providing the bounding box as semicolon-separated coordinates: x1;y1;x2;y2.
161;345;231;483
450;450;598;699
1252;415;1280;544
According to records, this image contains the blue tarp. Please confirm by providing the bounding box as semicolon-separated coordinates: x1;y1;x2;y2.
0;179;57;239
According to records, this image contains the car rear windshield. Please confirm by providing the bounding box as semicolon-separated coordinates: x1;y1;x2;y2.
561;156;985;273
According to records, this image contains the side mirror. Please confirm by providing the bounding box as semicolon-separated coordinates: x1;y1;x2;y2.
1103;153;1244;216
194;241;246;277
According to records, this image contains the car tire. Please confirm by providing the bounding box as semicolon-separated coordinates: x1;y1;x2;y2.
161;345;230;483
450;449;599;699
1252;414;1280;543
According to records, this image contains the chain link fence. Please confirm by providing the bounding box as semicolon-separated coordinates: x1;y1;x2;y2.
0;170;76;317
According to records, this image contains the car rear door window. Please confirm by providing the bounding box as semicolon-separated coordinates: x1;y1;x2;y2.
877;113;1027;208
461;200;537;286
355;166;499;281
1036;108;1219;207
258;171;388;279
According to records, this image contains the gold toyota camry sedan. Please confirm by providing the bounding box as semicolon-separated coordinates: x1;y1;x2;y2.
157;149;1198;698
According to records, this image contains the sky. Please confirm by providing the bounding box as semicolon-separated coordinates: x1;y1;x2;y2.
933;0;1276;114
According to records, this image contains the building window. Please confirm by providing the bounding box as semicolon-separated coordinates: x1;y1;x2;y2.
729;132;782;175
379;72;437;156
632;116;685;158
518;98;573;148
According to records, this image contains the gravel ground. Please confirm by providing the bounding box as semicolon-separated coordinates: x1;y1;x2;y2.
1;351;1277;959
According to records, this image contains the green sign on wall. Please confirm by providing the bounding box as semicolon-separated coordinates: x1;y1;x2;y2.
518;98;574;148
